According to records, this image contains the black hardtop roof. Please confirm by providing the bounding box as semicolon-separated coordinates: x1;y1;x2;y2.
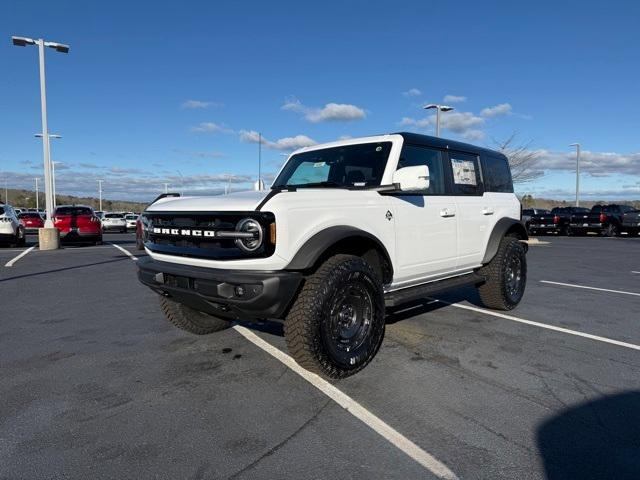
394;132;506;159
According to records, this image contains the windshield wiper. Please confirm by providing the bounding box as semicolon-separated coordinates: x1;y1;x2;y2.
280;181;346;189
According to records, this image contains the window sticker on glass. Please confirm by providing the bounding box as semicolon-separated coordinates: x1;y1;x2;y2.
451;158;477;186
313;161;326;167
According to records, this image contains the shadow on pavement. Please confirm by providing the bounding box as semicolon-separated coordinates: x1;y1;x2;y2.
537;391;640;480
0;257;129;283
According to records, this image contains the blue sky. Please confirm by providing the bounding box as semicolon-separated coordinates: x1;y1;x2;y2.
2;0;639;201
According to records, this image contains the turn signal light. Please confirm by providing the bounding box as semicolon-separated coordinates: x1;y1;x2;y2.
269;222;276;245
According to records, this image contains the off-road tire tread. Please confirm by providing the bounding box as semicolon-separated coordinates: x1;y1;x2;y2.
477;236;526;311
159;296;230;335
284;254;385;379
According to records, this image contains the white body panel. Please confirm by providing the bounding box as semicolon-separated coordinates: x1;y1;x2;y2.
0;205;20;236
144;134;522;286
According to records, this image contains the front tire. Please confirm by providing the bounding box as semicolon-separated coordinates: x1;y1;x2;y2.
477;236;527;311
603;223;619;237
159;296;231;334
284;254;385;379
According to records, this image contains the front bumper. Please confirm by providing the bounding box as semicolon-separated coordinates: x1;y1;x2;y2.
569;223;603;232
137;257;303;321
529;224;560;232
60;229;102;241
103;224;126;231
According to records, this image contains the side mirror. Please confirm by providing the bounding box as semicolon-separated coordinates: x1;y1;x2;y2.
392;165;430;192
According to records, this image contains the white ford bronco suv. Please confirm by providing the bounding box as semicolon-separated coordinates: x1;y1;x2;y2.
137;133;527;378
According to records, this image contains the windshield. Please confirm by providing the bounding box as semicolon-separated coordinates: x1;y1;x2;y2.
125;215;138;220
55;207;93;216
272;142;392;189
105;213;124;219
19;213;42;219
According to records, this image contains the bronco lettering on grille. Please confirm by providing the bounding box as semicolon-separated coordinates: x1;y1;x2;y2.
152;227;216;237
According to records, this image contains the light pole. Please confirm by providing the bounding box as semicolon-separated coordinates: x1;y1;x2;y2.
163;183;169;194
34;133;61;210
255;132;264;191
34;178;39;210
13;35;69;250
176;170;184;195
570;143;581;207
98;180;103;211
423;104;454;138
3;179;7;204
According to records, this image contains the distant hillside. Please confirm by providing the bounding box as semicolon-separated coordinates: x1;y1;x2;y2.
2;188;638;213
520;195;640;210
1;188;148;212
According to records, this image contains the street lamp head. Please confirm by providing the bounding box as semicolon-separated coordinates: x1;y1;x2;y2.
440;105;454;112
423;104;438;110
569;143;580;147
45;42;70;54
34;133;62;139
11;36;35;47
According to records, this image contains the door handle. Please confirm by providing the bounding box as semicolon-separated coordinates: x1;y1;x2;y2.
482;207;495;215
440;208;456;218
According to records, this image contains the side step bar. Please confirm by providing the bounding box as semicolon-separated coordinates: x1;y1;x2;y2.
384;273;485;308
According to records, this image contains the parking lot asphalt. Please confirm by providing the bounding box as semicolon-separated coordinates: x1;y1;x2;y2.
2;234;639;479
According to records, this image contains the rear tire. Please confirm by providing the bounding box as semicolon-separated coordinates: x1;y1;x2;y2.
477;236;527;311
604;223;619;237
15;227;26;247
284;254;385;379
159;296;231;334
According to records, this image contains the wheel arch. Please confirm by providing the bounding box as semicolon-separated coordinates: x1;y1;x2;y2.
286;226;393;284
482;218;528;265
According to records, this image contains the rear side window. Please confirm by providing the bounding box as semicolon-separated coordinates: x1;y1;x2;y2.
449;151;482;195
483;155;513;193
396;145;446;195
56;207;93;216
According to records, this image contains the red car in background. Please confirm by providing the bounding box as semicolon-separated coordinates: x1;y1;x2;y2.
53;205;103;245
18;212;45;233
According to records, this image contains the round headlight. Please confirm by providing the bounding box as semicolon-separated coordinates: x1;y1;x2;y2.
235;218;263;252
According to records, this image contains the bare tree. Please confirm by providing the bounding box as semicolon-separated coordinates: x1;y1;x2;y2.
492;133;543;184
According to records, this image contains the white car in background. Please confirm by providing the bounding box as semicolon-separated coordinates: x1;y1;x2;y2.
125;214;139;232
101;213;127;233
0;203;26;247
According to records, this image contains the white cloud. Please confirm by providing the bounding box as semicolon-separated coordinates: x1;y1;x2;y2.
181;100;222;109
282;97;366;123
402;88;422;97
190;122;232;133
239;130;317;151
443;95;467;103
462;130;485;141
440;112;484;133
399;102;520;140
532;149;640;177
480;103;512;118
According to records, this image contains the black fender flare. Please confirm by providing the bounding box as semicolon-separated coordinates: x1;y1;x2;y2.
482;218;529;264
285;226;393;274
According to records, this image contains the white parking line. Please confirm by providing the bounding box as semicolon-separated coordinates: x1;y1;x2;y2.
632;271;640;274
4;246;35;267
439;301;640;352
234;325;458;480
109;242;138;261
540;280;640;297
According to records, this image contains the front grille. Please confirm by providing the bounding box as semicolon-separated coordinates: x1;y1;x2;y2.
142;211;275;260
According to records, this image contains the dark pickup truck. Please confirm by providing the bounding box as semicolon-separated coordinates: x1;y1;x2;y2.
622;208;640;236
528;206;589;236
569;204;638;236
